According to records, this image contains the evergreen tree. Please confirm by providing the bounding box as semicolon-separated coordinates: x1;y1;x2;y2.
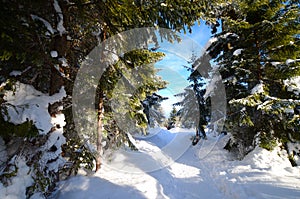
174;50;211;143
92;49;167;169
142;93;168;128
0;0;218;174
174;88;199;129
166;106;179;130
0;0;232;196
207;0;300;157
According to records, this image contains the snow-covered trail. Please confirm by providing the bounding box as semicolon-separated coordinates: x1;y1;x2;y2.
56;128;300;199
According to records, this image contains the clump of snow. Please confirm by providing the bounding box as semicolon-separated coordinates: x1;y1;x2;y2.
0;158;33;199
51;51;58;58
271;61;282;66
243;146;291;170
286;59;295;65
53;0;66;36
287;142;300;166
233;49;243;56
9;71;22;77
31;15;54;35
222;32;239;39
284;76;300;95
58;57;68;67
205;37;218;51
251;81;264;94
8;67;32;77
40;112;66;172
3;82;66;134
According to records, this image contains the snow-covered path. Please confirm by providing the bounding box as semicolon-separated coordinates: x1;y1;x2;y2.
56;128;300;199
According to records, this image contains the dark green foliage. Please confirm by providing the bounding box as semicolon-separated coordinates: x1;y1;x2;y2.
142;93;168;127
259;132;278;151
207;0;300;157
94;49;167;149
0;115;39;142
61;103;95;176
174;54;210;134
167;106;178;130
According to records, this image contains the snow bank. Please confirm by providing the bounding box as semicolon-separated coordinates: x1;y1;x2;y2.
243;146;291;170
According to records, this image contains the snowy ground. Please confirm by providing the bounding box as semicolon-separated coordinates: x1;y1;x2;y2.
56;128;300;199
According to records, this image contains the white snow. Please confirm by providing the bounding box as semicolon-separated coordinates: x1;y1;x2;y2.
286;59;295;65
271;61;282;66
53;0;66;36
233;49;243;56
251;81;264;94
3;82;66;134
284;76;300;95
56;128;300;199
9;70;22;77
0;82;67;198
58;57;68;67
287;142;300;166
205;37;218;51
51;51;58;58
31;15;54;35
0;158;33;199
8;66;32;77
40;112;66;172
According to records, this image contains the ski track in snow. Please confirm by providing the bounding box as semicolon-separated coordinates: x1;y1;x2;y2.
56;128;300;199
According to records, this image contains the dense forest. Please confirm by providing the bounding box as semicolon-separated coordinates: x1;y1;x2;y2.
0;0;299;198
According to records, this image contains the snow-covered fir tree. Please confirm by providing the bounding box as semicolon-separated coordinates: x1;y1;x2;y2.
142;93;168;128
167;107;178;130
207;0;300;158
174;68;210;136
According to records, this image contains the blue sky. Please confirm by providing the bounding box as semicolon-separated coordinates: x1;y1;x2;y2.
155;21;212;117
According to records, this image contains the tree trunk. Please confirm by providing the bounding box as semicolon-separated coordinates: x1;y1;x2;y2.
96;91;104;171
96;26;107;171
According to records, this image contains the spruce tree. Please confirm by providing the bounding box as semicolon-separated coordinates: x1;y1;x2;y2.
174;88;199;129
207;0;300;157
166;106;178;130
142;93;168;128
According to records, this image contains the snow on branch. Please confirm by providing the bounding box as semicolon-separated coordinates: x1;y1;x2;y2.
31;14;55;35
284;76;300;95
53;0;66;36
